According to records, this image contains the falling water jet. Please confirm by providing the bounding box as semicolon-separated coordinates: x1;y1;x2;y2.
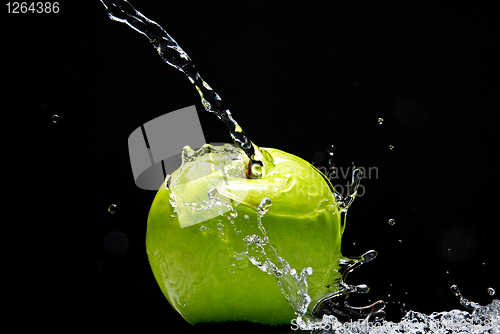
100;0;273;179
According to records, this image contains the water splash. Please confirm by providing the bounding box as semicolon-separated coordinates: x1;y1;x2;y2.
292;296;499;332
310;250;386;324
167;144;245;228
236;198;314;320
100;0;273;178
167;144;317;318
338;168;363;211
165;143;383;325
450;284;480;312
321;286;499;334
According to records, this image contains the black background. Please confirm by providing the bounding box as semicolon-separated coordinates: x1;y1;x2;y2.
3;1;499;333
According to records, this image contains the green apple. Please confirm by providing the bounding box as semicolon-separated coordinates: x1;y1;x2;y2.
146;144;346;325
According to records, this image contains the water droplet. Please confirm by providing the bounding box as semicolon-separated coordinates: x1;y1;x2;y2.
487;287;495;296
450;284;460;297
327;145;336;156
352;242;356;246
164;174;171;189
398;239;402;244
482;262;486;266
447;248;452;253
217;223;225;230
389;145;394;150
244;214;249;219
52;115;59;123
201;98;211;111
199;226;207;232
378;118;384;125
257;198;272;216
229;210;238;219
446;270;450;274
108;204;118;214
388;219;395;226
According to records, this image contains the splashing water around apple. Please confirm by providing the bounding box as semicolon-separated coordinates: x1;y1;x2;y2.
100;1;499;331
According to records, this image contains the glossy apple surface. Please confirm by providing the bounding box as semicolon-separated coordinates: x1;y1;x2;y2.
146;145;346;325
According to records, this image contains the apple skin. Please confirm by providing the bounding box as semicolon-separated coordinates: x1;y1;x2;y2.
146;145;346;325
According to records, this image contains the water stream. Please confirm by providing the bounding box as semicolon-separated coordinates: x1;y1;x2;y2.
100;0;272;179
